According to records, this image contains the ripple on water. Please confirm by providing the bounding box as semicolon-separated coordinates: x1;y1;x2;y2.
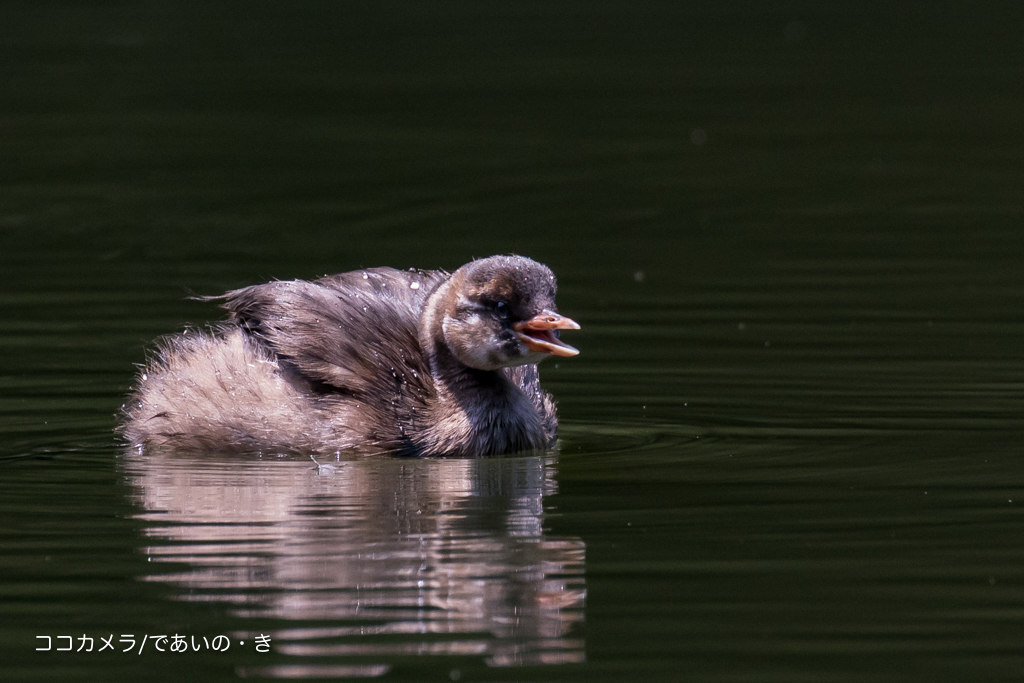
119;451;587;673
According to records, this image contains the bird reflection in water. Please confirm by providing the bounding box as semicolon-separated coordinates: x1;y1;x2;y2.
122;451;586;677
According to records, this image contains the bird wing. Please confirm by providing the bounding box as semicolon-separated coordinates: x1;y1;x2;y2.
215;267;447;400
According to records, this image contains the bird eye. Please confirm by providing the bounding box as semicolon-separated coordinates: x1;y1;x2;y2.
495;301;511;318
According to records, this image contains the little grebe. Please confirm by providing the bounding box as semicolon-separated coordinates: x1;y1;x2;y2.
119;255;580;456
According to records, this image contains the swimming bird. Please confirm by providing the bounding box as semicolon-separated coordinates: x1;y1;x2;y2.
119;255;580;457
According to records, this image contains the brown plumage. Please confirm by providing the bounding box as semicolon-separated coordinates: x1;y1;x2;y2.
118;255;580;457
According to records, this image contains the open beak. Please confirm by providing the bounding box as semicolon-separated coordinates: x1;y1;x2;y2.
513;310;581;357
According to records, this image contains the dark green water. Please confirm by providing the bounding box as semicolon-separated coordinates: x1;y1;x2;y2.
4;2;1024;681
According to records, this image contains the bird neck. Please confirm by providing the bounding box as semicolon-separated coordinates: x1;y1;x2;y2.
417;280;543;455
420;278;513;406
